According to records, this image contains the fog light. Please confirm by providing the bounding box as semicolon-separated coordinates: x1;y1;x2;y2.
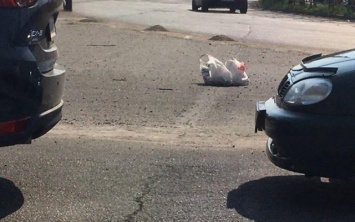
268;138;279;155
0;118;29;134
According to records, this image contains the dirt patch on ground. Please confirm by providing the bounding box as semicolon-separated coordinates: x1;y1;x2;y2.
145;25;169;32
79;17;99;23
209;35;235;42
48;123;266;150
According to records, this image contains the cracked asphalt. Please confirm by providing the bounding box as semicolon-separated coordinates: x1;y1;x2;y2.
1;8;355;222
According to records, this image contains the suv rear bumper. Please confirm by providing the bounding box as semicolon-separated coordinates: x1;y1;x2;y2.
0;100;63;147
0;65;65;147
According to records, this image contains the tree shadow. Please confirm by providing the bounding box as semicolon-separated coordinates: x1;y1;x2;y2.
0;177;24;219
227;176;355;222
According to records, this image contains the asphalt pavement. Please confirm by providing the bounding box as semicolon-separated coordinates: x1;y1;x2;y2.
1;9;355;222
73;0;355;52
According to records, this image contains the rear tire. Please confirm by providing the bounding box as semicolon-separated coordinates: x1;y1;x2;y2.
229;7;236;13
239;0;248;14
192;0;198;11
63;0;72;11
201;0;208;12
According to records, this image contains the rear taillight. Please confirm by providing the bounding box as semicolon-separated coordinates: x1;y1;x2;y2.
0;0;37;7
0;118;29;134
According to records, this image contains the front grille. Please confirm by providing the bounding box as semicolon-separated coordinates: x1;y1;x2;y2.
277;74;292;99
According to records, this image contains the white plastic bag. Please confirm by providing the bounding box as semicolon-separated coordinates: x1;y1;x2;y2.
199;54;232;86
225;58;249;86
199;54;249;86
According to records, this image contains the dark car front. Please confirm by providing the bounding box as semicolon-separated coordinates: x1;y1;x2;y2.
255;49;355;179
0;0;65;147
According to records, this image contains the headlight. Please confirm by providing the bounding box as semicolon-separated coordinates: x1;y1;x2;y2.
283;78;332;106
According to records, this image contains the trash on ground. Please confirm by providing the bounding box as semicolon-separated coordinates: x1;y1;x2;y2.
199;54;249;86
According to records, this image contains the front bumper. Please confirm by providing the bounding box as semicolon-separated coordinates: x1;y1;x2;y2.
255;98;355;178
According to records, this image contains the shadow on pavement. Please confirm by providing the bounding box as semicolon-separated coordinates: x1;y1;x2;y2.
227;176;355;222
0;177;24;219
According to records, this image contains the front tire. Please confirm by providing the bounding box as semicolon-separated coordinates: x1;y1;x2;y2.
201;0;208;12
63;0;72;11
239;0;248;14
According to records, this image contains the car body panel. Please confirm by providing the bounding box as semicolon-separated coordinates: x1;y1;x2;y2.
255;48;355;179
193;0;247;12
196;0;241;7
0;0;65;147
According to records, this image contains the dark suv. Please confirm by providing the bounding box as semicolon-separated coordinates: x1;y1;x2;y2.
192;0;248;13
0;0;66;147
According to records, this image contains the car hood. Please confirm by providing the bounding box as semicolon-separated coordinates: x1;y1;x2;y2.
306;49;355;67
290;49;355;80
